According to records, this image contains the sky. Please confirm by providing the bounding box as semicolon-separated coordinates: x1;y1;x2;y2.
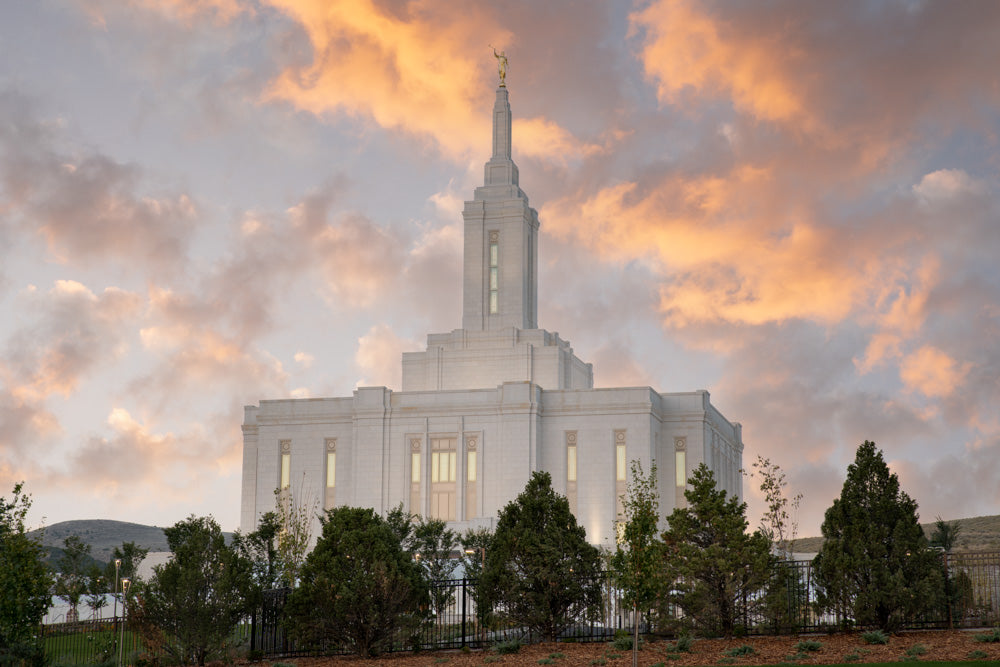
2;0;999;538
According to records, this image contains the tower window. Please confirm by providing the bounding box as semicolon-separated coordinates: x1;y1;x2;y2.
279;440;291;489
324;439;336;510
488;232;499;314
431;437;457;520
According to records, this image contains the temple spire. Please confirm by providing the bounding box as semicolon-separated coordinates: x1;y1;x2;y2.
484;87;518;187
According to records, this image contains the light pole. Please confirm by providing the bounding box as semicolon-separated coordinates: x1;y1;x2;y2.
118;578;131;667
113;559;121;621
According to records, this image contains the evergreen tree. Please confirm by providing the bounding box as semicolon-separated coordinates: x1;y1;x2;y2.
411;516;459;615
286;506;429;657
133;516;256;666
662;464;773;637
0;483;52;667
480;471;603;641
812;441;943;631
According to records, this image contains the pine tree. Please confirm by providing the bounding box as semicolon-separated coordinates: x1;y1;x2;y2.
812;441;943;631
662;464;773;637
480;471;603;641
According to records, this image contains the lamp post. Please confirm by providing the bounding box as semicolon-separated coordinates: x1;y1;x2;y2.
118;578;131;667
113;559;121;622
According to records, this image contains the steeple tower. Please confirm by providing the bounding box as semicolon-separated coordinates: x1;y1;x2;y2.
462;87;538;331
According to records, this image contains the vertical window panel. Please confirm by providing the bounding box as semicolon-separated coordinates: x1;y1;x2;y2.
615;443;626;482
567;445;577;482
675;450;686;487
280;453;290;489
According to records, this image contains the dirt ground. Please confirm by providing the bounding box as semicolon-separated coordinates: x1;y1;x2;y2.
287;629;1000;666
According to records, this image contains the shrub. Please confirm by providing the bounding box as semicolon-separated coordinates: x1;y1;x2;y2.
612;634;635;651
794;640;822;652
723;645;755;657
843;652;861;662
493;639;522;655
905;644;927;657
537;660;554;665
974;628;1000;643
862;629;889;645
968;649;989;659
675;635;694;652
548;653;565;659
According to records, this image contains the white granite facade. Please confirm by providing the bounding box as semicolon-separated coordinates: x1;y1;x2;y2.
240;86;744;547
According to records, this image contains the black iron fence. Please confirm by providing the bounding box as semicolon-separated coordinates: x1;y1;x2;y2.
43;550;1000;662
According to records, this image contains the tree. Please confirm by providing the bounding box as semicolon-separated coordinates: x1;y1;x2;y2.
751;455;802;560
132;515;256;666
411;516;459;615
84;565;109;620
611;461;665;665
285;506;429;657
0;483;52;667
812;441;943;632
479;471;603;641
662;464;773;637
930;516;962;552
234;511;283;591
55;535;91;622
104;540;149;585
459;527;492;583
272;482;317;587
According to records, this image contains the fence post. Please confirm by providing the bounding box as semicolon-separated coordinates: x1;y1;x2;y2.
250;608;257;652
460;577;467;648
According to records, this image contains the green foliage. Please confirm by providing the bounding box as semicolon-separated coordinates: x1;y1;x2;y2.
674;635;694;653
459;526;492;582
794;640;822;652
104;541;149;587
0;482;52;667
55;535;91;619
234;511;283;591
493;639;522;655
968;649;989;659
905;644;927;656
843;651;861;662
272;484;317;587
661;464;774;638
285;506;428;657
723;645;755;657
611;634;634;651
537;659;554;665
611;461;666;634
548;652;565;659
132;515;256;666
973;628;1000;643
410;516;459;614
480;472;603;641
84;565;109;619
861;629;889;645
812;441;944;632
930;516;962;551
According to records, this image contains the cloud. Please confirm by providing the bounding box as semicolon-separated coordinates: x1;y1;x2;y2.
913;169;983;206
0;91;197;274
899;346;972;399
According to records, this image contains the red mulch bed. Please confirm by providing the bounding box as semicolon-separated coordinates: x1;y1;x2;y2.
280;629;1000;666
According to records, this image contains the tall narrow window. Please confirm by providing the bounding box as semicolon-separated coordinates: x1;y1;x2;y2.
488;231;499;314
465;436;478;520
614;430;626;520
675;437;687;508
431;437;457;520
279;440;291;489
566;431;578;516
410;438;422;514
324;439;336;510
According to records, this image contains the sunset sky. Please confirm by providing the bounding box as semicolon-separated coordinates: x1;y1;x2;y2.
2;0;999;538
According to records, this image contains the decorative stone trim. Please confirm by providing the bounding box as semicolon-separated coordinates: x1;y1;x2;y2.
566;431;577;445
280;439;291;453
614;430;626;443
466;436;477;450
410;438;422;451
675;436;686;450
325;438;336;451
489;230;499;243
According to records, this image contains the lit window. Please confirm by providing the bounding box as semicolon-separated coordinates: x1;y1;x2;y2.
411;452;421;483
675;450;686;487
567;444;577;482
279;440;291;489
615;443;626;482
325;439;336;509
467;450;477;482
431;437;457;520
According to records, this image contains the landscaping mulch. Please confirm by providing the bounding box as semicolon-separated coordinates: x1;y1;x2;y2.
284;629;1000;667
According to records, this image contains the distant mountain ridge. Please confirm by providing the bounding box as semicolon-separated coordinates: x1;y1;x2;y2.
790;513;1000;555
29;519;233;565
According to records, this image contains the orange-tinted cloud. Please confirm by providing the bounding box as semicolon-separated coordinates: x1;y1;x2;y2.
262;0;507;159
355;324;420;389
900;346;972;399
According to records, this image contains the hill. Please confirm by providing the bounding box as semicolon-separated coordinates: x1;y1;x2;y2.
790;513;1000;555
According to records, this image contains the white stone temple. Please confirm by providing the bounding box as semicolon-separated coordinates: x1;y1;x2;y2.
239;84;744;547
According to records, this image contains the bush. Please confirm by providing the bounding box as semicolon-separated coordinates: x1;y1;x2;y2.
862;629;889;645
723;645;755;657
794;640;822;652
612;634;635;651
968;649;989;659
974;628;1000;643
493;639;522;655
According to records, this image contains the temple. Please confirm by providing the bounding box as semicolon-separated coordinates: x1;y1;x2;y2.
239;84;743;546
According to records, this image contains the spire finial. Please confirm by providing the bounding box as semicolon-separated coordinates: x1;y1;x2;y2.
491;46;508;88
